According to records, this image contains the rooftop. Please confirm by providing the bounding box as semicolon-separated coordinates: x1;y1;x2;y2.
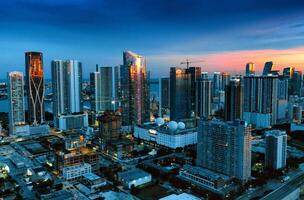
83;172;101;181
118;168;151;182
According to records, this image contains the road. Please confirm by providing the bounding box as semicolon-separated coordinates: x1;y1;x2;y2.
261;171;304;200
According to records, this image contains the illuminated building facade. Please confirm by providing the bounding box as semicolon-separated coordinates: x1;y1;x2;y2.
52;60;83;116
120;51;150;126
7;71;26;134
245;62;255;75
25;52;44;125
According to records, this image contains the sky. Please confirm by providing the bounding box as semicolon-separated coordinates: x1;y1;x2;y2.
1;0;304;78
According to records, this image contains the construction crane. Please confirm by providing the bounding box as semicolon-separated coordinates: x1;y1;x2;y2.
180;59;205;68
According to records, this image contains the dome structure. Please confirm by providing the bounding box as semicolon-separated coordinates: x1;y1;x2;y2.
177;122;186;130
168;121;178;131
155;117;165;126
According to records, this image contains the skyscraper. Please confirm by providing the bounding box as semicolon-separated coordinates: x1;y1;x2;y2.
292;70;302;95
159;77;170;116
196;79;212;118
265;130;287;170
243;75;278;127
90;67;101;112
25;52;44;125
245;62;255;76
99;66;113;111
8;71;25;134
213;72;230;97
186;67;201;117
120;51;150;125
224;78;243;121
197;119;251;181
262;61;273;75
170;67;191;120
52;60;83;116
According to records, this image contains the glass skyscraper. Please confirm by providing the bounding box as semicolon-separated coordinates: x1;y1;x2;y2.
8;71;25;133
120;51;150;125
25;52;44;125
52;60;83;116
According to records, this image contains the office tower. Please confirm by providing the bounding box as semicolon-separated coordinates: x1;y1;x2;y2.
213;72;221;98
186;67;202;117
278;76;289;100
224;78;243;121
170;67;191;120
213;72;230;97
243;75;278;126
52;60;83;116
120;51;150;125
159;77;170;116
283;67;294;78
265;130;287;170
90;66;120;113
197;119;251;181
90;66;101;112
262;61;273;75
25;52;44;125
99;67;113;111
196;79;212;118
8;71;25;134
113;65;121;111
292;70;302;95
201;72;208;80
245;62;255;75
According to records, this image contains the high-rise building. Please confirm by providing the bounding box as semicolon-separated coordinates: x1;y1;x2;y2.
170;67;191;120
212;72;230;97
224;78;243;121
90;66;120;113
90;67;101;112
120;51;150;126
99;66;113;111
243;75;278;126
262;61;273;75
283;67;294;78
245;62;255;76
159;77;170;116
292;70;302;95
197;119;251;181
196;79;212;118
265;130;287;170
278;76;289;100
25;52;44;125
52;60;83;116
186;67;201;117
8;71;25;134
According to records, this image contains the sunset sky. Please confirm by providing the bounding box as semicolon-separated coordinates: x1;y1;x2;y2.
1;0;304;78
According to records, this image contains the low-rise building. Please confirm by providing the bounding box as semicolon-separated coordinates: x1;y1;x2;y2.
134;122;197;149
160;193;201;200
179;164;233;196
118;168;152;189
82;172;106;190
62;163;91;180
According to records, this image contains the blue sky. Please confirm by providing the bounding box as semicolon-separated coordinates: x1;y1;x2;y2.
1;0;304;78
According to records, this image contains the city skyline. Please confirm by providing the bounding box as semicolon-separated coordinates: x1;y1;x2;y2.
1;0;304;78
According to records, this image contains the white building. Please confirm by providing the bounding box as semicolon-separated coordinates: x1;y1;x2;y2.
160;193;201;200
62;163;91;180
265;130;287;170
57;113;88;131
134;121;197;149
118;168;151;189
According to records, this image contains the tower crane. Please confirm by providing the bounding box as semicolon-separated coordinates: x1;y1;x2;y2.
180;59;205;68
